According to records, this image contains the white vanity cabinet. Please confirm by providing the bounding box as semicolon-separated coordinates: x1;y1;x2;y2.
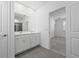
30;33;40;48
15;33;40;54
15;35;30;54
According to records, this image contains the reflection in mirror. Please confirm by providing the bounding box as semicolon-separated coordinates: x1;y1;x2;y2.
14;23;22;32
14;12;28;32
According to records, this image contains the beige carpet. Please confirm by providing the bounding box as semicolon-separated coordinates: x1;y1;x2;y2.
15;46;65;58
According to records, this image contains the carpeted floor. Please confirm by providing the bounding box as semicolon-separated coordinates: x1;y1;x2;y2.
15;46;65;58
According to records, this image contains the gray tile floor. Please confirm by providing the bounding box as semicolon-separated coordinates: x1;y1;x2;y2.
15;46;65;58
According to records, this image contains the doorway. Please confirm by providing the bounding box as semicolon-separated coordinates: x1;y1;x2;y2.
49;7;66;56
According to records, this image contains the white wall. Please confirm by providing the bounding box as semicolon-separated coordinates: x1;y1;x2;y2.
28;12;38;32
36;7;50;49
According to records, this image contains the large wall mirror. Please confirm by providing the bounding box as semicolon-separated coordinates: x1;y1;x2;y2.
14;2;34;32
14;13;28;32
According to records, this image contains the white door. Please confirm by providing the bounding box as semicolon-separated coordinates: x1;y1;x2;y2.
66;2;79;57
0;2;8;58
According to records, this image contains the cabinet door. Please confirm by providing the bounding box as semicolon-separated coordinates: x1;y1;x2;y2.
15;37;25;53
24;35;30;50
30;34;40;48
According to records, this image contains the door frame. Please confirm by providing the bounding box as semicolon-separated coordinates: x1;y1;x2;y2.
7;1;15;58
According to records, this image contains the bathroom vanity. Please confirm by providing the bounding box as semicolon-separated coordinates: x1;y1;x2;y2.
14;2;41;55
15;32;40;54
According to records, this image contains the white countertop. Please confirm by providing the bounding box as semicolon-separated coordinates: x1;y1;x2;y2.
15;31;40;35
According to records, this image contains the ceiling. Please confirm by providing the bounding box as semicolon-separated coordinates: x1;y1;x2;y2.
17;1;46;11
16;1;70;11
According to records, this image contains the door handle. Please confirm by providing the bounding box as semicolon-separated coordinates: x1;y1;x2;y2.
2;34;8;37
